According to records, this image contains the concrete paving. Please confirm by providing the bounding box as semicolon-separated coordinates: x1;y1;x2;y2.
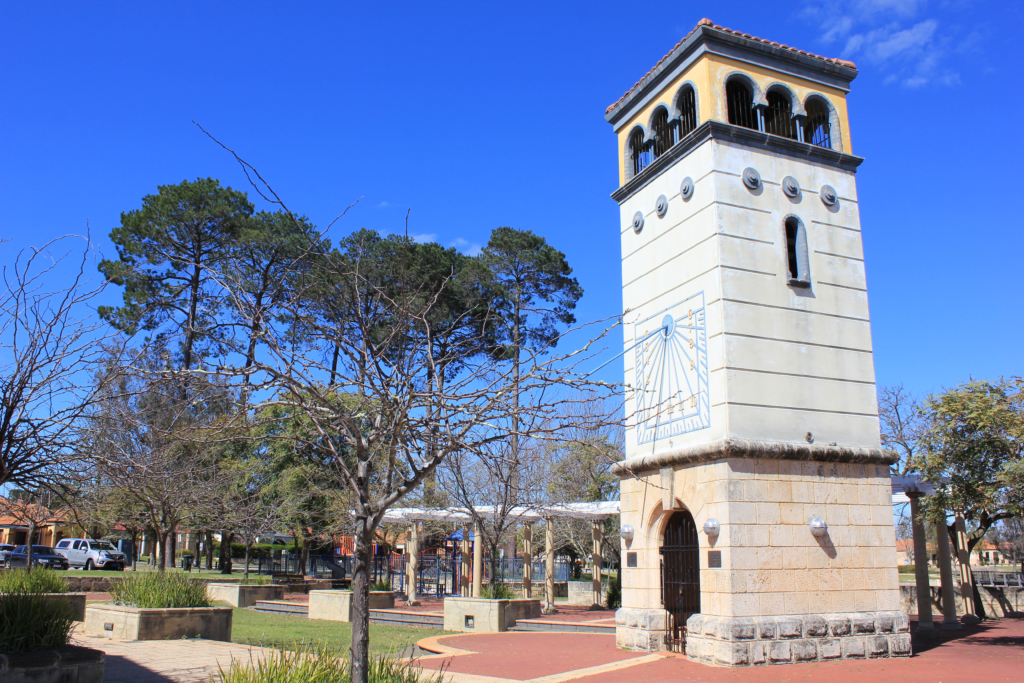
73;634;274;683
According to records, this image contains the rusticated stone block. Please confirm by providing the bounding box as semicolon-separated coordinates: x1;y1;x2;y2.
843;637;866;658
769;641;792;663
891;611;910;633
756;616;777;639
777;616;802;639
702;616;720;637
890;634;912;656
715;642;750;666
867;635;889;658
820;638;842;659
875;612;894;633
791;639;818;661
804;615;828;637
852;614;876;634
828;615;851;636
686;613;703;634
726;617;756;641
686;635;699;659
615;608;628;626
750;641;767;665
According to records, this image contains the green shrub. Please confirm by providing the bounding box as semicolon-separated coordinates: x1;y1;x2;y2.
110;571;210;608
239;576;270;586
479;584;515;600
215;644;444;683
605;581;621;609
369;579;392;592
0;568;70;594
898;564;916;574
0;593;75;653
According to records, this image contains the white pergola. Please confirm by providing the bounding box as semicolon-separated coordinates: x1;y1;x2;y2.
384;479;929;610
383;502;618;609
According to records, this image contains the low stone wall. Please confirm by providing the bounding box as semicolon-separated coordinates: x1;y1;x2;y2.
41;593;87;621
83;603;232;641
900;584;1023;618
443;597;542;632
683;612;911;667
0;646;104;683
567;581;606;606
308;590;395;622
207;583;285;608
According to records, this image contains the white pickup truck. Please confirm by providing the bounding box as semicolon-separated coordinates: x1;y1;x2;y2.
54;538;128;570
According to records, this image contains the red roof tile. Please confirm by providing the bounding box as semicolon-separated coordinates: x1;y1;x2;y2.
606;18;857;115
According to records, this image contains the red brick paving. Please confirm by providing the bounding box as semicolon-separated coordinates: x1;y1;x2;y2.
418;632;646;679
569;619;1024;683
418;618;1023;682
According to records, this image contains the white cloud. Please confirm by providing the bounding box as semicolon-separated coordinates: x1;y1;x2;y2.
450;237;482;256
377;201;389;208
410;233;437;244
801;1;959;88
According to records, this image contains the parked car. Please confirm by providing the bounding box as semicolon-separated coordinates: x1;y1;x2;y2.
0;544;15;562
54;538;127;570
4;545;70;569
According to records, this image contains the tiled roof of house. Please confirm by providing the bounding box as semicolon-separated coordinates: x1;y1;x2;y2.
606;18;857;115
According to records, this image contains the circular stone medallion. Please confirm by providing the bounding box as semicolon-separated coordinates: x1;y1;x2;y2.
632;211;645;234
742;167;761;190
782;176;800;198
820;184;838;206
655;195;668;218
680;177;694;201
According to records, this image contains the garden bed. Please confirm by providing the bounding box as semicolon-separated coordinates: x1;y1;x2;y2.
0;646;104;683
208;582;285;608
443;597;542;632
308;590;395;622
83;603;233;641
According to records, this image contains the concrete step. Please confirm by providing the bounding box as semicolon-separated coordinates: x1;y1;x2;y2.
511;619;615;634
369;609;444;628
254;600;309;615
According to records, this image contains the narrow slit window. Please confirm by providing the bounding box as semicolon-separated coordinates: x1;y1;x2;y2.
726;80;758;130
785;217;811;286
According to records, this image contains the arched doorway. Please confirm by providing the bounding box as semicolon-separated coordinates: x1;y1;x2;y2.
660;510;700;652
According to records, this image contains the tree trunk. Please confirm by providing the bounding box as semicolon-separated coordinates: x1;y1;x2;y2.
26;518;36;573
350;517;374;683
219;530;233;574
300;537;311;577
170;531;177;570
244;544;251;580
160;529;172;571
205;531;214;570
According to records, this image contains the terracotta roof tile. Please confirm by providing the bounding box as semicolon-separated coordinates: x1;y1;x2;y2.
606;18;856;115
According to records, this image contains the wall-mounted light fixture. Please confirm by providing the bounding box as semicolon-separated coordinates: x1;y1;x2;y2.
620;524;634;543
703;518;720;536
809;517;828;537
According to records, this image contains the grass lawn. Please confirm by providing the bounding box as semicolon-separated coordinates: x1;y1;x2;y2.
230;608;446;653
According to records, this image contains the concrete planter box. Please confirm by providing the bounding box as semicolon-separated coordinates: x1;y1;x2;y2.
444;597;542;632
0;646;104;683
83;603;232;641
567;581;606;606
208;583;285;608
308;590;395;622
40;593;88;621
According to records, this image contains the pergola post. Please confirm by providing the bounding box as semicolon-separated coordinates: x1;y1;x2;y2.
407;523;419;606
591;520;603;609
907;491;936;636
522;523;533;599
472;521;483;598
461;524;471;596
544;517;556;613
935;517;959;629
954;514;981;624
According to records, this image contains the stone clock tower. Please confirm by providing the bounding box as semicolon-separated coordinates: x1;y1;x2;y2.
607;20;909;666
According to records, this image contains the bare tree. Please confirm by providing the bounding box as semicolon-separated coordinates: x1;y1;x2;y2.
0;490;62;571
1;236;120;491
878;384;929;477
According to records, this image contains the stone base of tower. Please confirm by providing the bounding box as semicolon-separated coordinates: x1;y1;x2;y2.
614;608;670;651
682;611;911;666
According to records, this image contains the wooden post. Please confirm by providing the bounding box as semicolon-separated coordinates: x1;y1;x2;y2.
935;517;959;629
591;520;603;609
908;491;936;636
954;514;981;624
472;521;483;598
544;517;556;613
407;523;419;606
461;525;471;596
522;524;533;599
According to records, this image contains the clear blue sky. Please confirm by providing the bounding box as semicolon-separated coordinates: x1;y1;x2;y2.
1;1;1020;399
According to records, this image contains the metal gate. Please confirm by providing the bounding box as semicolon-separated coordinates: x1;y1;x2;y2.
660;510;700;652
